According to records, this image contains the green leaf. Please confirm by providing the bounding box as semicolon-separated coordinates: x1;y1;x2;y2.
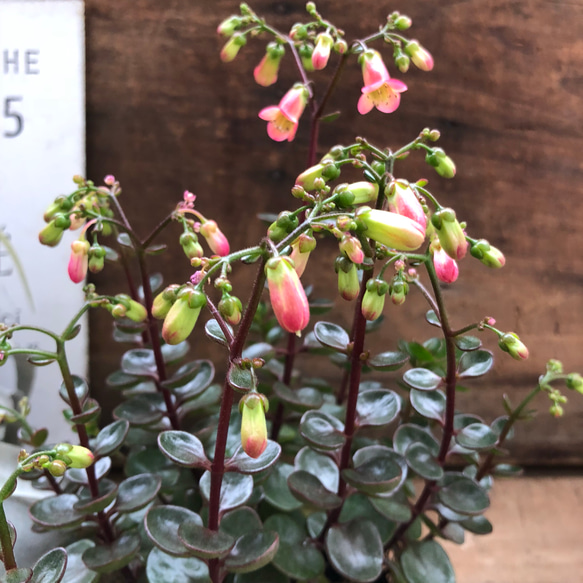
405;442;444;481
221;507;263;540
145;505;203;557
313;322;349;351
425;310;441;328
441;522;465;544
287;470;342;510
460;514;493;535
205;319;232;347
393;424;439;457
493;463;523;477
30;494;84;529
158;431;210;470
228;362;255;392
299;410;345;450
82;533;140;574
491;416;514;439
93;420;129;457
410;389;446;423
369;490;412;523
121;348;157;376
437;473;490;515
0;569;32;583
455;423;498;450
171;360;215;401
263;463;303;512
115;473;161;513
178;521;235;559
367;351;409;371
161;341;190;364
453;413;483;430
199;471;254;512
74;479;118;514
356;389;400;427
326;520;383;582
59;375;88;406
106;370;141;389
125;448;180;489
403;368;442;391
68;457;111;485
458;350;494;378
224;531;279;574
294;447;338;492
339;494;397;544
272;541;325;580
226;440;281;474
178;383;221;414
146;547;210;583
234;565;288;583
30;548;67;583
161;361;211;391
454;335;482;351
61;540;99;583
272;382;323;412
242;342;275;361
400;540;454;583
69;398;101;425
113;393;166;427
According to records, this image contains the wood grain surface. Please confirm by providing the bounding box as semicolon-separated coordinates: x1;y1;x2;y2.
84;0;583;463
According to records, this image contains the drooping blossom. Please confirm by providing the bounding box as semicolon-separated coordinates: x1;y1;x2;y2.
68;240;90;283
162;288;206;345
312;32;334;70
339;234;364;264
431;208;467;260
357;50;407;115
405;40;434;71
240;393;269;459
258;84;309;142
385;180;427;231
362;278;388;321
432;243;459;284
357;207;425;251
470;239;506;269
290;233;316;277
254;43;285;87
199;220;230;256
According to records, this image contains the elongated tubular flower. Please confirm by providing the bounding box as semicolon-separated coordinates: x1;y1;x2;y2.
312;32;334;70
431;208;467;260
258;84;309;142
357;50;407;115
68;240;90;284
385;180;427;231
162;288;206;345
265;256;310;333
432;245;459;283
240;392;269;459
254;43;285;87
357;207;425;251
290;233;316;277
470;239;506;268
199;220;230;256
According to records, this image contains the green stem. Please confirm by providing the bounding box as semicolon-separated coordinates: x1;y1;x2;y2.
0;504;15;570
2;348;56;361
0;406;34;438
0;325;60;343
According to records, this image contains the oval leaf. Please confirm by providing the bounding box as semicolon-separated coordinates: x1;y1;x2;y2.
30;548;67;583
30;494;84;529
299;411;345;451
145;506;203;557
455;423;498;450
199;472;253;513
158;431;210;470
458;350;494;378
454;335;482;351
437;474;490;515
226;440;281;475
228;363;255;392
313;322;349;352
94;420;129;457
116;473;161;513
367;351;409;371
82;534;140;573
401;541;454;583
356;389;400;427
146;547;210;583
403;368;442;391
205;319;232;347
178;521;235;559
287;471;342;510
405;443;444;481
263;463;302;512
393;424;439;457
59;375;88;406
224;531;279;574
410;389;446;423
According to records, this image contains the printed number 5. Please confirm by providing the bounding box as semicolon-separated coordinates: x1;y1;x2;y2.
4;97;23;138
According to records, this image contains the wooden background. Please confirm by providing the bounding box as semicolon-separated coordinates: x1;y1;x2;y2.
84;0;583;464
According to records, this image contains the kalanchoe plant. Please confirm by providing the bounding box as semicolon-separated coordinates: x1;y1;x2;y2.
0;3;580;583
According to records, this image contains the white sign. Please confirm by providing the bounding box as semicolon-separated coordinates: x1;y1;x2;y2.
0;0;86;441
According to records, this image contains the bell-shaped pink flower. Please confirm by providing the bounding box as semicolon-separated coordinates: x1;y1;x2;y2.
386;180;427;231
258;84;309;142
432;244;459;284
265;256;310;333
312;32;334;70
199;220;230;256
68;240;90;284
357;207;425;251
239;392;269;459
357;50;407;115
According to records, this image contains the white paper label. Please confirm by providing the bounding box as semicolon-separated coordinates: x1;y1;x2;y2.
0;0;86;440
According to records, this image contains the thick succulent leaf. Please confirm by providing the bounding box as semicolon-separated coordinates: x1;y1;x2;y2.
82;534;140;574
161;360;213;391
106;370;141;389
115;473;161;513
145;505;203;557
161;341;190;364
69;398;101;424
458;350;494;378
313;322;349;352
339;494;397;544
171;360;215;401
146;547;210;583
224;531;279;574
405;443;444;481
205;319;232;347
400;540;454;583
460;514;493;535
158;431;210;470
453;413;483;430
441;521;465;544
369;491;412;523
125;447;180;489
242;342;275;361
228;362;255;392
263;463;303;512
356;389;400;427
199;471;253;513
425;310;441;328
326;520;383;583
93;420;129;457
455;423;498;450
226;440;281;475
403;368;442;391
294;447;338;492
220;507;263;540
454;335;481;351
113;394;165;427
68;457;111;485
0;568;32;583
121;348;157;376
30;494;84;529
178;521;235;559
272;542;325;580
287;471;342;510
410;389;446;424
272;382;323;412
393;424;440;457
437;473;490;515
59;375;88;406
367;351;409;371
74;479;118;514
30;548;67;583
299;410;345;450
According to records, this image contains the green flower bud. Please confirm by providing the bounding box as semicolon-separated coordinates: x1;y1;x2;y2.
218;294;243;326
425;148;456;178
239;392;269;458
115;294;148;323
180;231;204;260
498;332;529;360
566;373;583;394
162;288;206;345
38;220;65;247
152;284;180;319
55;444;94;469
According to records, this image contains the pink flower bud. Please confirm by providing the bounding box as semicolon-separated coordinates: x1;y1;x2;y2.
498;332;529;360
162;288;206;345
339;234;364;264
254;43;285;87
358;50;407;115
432;244;459;283
199;220;230;256
259;83;309;142
239;393;269;459
220;34;246;62
385;180;427;231
290;233;316;277
431;208;467;260
357;207;425;251
265;256;310;334
405;40;434;72
312;32;334;70
68;240;90;284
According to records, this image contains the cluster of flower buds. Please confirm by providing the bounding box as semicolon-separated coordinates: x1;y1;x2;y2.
107;294;148;323
180;230;204;261
152;285;207;345
215;276;243;326
389;266;409;305
265;256;310;334
267;211;300;243
239;391;269;458
24;444;94;477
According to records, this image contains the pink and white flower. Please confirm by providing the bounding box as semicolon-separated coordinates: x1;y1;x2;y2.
199;220;230;256
432;244;459;284
258;84;309;142
68;240;90;284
